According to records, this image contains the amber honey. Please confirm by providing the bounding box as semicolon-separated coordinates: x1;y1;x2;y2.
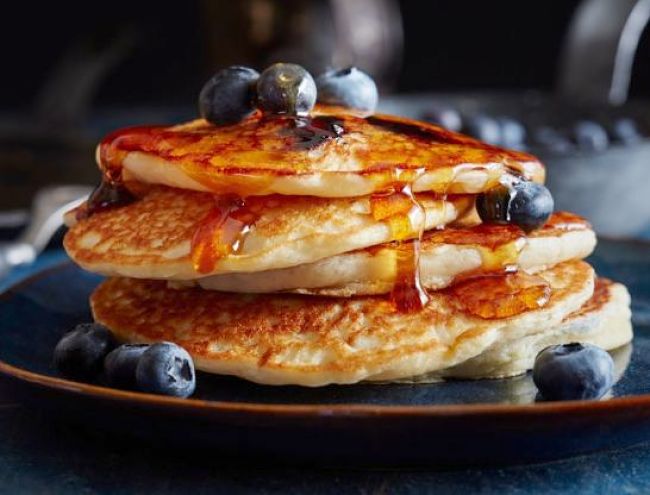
79;108;559;316
191;196;256;274
369;168;431;312
446;272;551;319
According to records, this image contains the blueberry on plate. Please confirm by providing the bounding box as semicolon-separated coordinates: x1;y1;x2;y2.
256;63;317;116
135;342;196;398
476;179;554;233
533;343;614;401
199;65;260;125
104;343;150;389
316;66;378;112
53;323;115;380
572;120;609;152
462;114;501;145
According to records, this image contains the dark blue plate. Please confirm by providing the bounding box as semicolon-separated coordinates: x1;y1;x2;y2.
1;239;650;466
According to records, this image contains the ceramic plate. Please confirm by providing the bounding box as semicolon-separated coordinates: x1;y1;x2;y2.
1;239;650;465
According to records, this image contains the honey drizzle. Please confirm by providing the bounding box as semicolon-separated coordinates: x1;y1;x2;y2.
426;222;528;279
289;115;345;149
82;114;558;319
190;196;263;274
76;128;151;220
445;272;551;320
370;168;430;313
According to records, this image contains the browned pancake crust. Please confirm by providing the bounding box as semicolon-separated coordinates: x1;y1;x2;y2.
91;261;594;384
108;105;544;195
565;277;613;318
65;182;589;276
64;185;470;276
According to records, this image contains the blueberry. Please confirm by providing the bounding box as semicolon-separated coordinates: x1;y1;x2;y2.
572;120;609;152
532;126;573;153
316;66;378;112
610;118;642;145
135;342;196;398
53;323;115;380
199;66;260;125
462;114;501;145
533;343;614;401
476;179;554;233
421;105;462;132
257;63;317;116
104;344;150;389
497;117;527;149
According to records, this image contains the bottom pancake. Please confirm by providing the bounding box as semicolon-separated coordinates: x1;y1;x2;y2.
92;261;597;386
438;278;632;379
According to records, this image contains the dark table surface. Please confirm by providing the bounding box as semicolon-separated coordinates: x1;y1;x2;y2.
3;252;650;495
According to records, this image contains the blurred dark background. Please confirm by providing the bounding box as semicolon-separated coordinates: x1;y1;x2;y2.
3;0;649;111
1;0;650;235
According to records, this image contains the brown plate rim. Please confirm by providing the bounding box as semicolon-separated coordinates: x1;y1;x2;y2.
0;241;649;420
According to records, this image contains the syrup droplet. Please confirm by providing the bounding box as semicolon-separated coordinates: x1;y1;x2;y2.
77;128;151;219
392;238;430;312
189;194;298;273
76;181;136;220
190;195;258;274
290;115;344;150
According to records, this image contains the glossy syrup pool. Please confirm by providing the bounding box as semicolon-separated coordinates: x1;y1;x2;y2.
0;239;648;406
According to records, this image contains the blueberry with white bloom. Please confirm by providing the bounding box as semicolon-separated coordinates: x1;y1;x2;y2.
572;120;609;152
316;66;378;112
136;342;196;398
533;343;614;401
610;118;642;145
462;114;501;145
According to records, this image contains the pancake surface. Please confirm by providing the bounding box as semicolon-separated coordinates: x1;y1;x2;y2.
108;106;544;197
192;212;596;295
442;278;632;379
64;185;471;279
92;261;595;386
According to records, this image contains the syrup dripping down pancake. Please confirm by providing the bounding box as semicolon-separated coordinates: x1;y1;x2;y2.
91;261;595;386
64;185;472;279
440;278;632;379
101;105;545;198
192;212;596;296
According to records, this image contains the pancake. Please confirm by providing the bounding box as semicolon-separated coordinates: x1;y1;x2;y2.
103;105;544;198
64;185;471;279
441;278;632;379
190;212;596;296
91;260;595;386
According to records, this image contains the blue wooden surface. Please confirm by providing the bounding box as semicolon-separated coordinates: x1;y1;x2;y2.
1;250;650;494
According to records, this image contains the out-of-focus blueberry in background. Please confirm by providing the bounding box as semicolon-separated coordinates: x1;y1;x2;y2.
1;0;650;236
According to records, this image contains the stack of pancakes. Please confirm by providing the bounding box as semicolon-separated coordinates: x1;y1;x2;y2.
64;106;632;386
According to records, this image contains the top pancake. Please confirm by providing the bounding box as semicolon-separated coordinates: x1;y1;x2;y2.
109;105;545;197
